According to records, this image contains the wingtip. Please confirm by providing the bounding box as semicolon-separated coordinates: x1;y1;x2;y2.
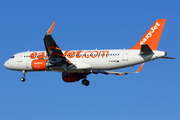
47;21;57;34
136;63;145;73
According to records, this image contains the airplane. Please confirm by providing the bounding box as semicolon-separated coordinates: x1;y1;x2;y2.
4;19;175;86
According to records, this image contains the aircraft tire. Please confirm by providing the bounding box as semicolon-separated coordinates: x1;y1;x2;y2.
20;77;26;82
82;79;90;86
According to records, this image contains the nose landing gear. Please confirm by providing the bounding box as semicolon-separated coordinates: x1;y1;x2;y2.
20;70;27;82
20;77;26;82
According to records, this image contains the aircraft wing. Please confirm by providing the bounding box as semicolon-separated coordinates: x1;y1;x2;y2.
43;21;72;65
92;63;145;76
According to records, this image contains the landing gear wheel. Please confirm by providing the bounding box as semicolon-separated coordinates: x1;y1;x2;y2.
62;71;69;78
20;70;27;82
20;77;26;82
82;79;90;86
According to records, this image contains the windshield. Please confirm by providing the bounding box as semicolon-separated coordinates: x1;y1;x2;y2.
10;56;15;58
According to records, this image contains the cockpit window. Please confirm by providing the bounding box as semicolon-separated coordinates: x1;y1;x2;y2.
10;56;15;58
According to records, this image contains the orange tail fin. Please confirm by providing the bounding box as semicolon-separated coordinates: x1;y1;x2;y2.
131;19;166;50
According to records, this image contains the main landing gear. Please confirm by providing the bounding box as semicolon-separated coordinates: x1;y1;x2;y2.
78;73;90;86
62;71;90;86
20;70;27;82
82;79;90;86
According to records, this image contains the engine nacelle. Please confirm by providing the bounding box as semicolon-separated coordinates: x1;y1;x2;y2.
31;59;52;70
62;73;88;82
62;73;81;82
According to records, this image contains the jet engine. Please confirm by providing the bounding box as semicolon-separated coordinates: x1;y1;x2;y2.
62;73;88;82
62;73;80;82
31;59;53;70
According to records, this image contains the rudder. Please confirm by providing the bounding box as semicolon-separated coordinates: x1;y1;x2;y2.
131;19;166;50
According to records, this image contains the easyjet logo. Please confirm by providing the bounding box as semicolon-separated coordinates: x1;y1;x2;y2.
29;50;109;59
29;52;47;59
140;22;160;45
34;62;43;64
63;50;109;58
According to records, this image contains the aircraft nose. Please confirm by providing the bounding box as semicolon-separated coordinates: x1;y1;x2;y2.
4;60;11;69
4;61;8;68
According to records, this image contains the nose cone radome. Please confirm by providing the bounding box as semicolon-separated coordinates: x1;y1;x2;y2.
4;60;11;69
4;61;8;68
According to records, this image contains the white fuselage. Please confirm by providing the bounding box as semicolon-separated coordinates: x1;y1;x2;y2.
3;19;172;86
4;49;166;73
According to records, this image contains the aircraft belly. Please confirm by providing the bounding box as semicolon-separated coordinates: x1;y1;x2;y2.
76;58;121;70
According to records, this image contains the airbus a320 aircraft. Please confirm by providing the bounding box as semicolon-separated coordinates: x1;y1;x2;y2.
4;19;175;86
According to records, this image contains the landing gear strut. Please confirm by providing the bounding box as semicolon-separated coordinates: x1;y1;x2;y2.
82;79;90;86
20;70;27;82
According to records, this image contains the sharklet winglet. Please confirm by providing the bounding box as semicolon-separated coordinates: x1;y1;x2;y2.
136;63;145;73
46;21;56;35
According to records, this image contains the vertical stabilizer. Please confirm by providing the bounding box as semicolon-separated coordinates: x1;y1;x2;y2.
131;19;166;50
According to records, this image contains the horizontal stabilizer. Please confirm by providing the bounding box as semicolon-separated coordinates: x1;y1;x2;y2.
140;44;154;55
160;56;176;59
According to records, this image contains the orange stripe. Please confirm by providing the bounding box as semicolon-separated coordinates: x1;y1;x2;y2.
116;74;122;76
52;53;64;57
47;21;56;34
64;60;72;64
48;46;60;50
136;63;145;73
